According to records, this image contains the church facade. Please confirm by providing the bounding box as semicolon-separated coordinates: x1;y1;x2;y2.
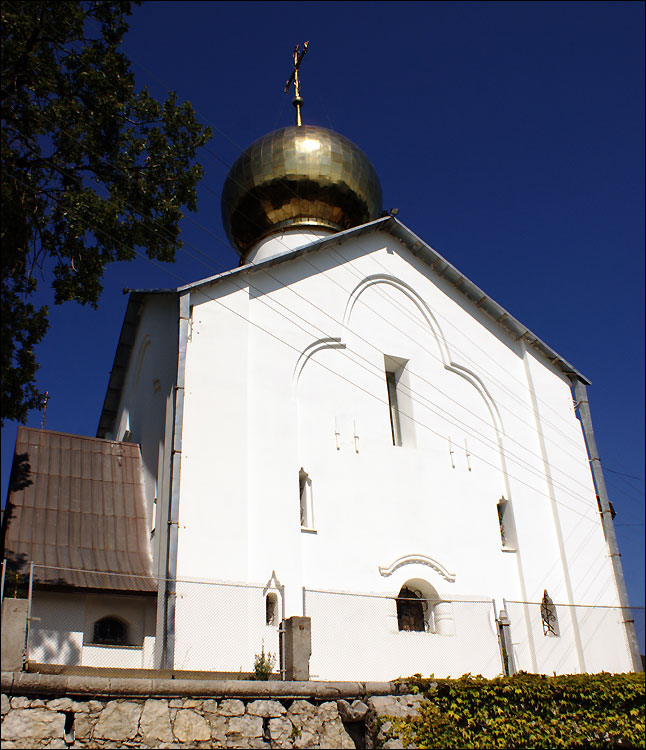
4;120;640;680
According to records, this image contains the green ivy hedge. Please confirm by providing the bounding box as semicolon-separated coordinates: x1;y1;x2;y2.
387;672;645;749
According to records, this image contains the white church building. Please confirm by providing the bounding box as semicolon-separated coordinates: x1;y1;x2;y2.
3;115;641;680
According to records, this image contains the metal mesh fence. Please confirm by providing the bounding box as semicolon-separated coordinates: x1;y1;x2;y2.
15;564;283;675
1;562;643;678
504;600;645;675
303;588;502;681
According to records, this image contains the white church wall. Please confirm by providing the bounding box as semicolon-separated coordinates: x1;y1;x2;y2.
176;279;251;583
151;227;629;675
29;591;156;668
110;294;178;569
237;235;533;605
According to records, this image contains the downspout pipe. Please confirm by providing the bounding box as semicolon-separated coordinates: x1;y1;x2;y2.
163;292;190;669
572;379;642;672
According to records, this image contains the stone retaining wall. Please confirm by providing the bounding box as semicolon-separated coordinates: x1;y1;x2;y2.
1;673;422;749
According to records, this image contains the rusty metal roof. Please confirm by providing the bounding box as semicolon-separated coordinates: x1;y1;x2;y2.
2;427;156;593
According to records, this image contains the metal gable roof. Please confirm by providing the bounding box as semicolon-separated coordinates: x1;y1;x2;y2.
2;427;156;593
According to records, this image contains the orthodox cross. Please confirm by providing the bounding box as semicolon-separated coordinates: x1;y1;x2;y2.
284;41;309;126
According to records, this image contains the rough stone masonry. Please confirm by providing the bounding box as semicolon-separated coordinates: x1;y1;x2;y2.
0;674;424;749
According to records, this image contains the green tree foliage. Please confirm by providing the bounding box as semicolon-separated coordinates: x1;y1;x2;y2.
1;1;211;424
387;672;645;749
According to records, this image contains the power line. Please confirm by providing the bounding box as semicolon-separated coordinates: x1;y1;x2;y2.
8;170;611;530
3;48;638;526
604;468;645;483
3;117;610;515
2;66;621;489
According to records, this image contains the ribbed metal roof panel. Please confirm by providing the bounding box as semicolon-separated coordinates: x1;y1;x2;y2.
3;427;155;593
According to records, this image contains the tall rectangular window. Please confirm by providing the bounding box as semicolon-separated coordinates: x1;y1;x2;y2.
497;497;518;550
386;371;402;446
299;468;314;530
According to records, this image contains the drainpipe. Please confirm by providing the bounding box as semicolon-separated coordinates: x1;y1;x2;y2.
572;379;642;672
158;292;190;670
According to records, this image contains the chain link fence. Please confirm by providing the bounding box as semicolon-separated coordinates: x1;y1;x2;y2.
303;588;502;681
504;599;645;675
1;561;643;678
1;562;283;676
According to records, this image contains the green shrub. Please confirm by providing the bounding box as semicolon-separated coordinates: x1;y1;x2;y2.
387;672;645;749
251;644;276;681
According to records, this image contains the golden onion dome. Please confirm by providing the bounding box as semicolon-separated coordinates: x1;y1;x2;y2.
221;125;382;261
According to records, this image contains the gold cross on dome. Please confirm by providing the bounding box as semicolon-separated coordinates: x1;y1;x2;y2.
284;41;309;126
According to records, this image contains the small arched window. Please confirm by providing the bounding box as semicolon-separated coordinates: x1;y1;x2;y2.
93;616;128;645
265;592;279;626
299;468;314;530
540;590;560;637
396;586;426;632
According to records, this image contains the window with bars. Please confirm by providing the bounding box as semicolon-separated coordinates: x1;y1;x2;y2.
92;616;128;645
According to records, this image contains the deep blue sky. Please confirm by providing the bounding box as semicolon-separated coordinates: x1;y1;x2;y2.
2;2;644;647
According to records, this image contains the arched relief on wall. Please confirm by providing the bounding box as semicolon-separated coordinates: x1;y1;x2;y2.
343;275;451;364
445;362;504;437
342;273;505;441
293;337;347;383
379;553;456;583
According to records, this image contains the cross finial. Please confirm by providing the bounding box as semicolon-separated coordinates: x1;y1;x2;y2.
284;41;309;126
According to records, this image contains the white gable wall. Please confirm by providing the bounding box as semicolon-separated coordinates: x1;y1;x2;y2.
109;294;178;571
170;230;630;675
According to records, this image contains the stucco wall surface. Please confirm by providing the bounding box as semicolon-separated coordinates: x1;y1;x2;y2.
170;232;630;676
29;593;156;669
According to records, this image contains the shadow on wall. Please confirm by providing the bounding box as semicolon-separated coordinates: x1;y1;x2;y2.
30;625;82;667
1;452;33;563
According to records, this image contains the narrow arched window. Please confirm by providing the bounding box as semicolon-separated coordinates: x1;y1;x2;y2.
540;591;560;637
93;616;127;645
266;592;278;626
299;468;314;530
396;586;425;632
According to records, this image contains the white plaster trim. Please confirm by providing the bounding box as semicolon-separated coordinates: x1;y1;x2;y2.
293;337;347;383
446;361;504;435
378;554;456;583
343;274;451;363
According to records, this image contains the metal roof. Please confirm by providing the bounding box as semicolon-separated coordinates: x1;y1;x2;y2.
2;427;156;593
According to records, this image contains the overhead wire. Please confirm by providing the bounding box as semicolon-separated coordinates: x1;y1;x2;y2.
3;35;623;488
7;168;611;528
4;95;631;522
107;42;614;456
5;1;636;482
4;124;613;518
2;93;608;515
4;35;638;528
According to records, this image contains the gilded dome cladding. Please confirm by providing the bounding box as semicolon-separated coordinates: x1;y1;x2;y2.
221;125;382;259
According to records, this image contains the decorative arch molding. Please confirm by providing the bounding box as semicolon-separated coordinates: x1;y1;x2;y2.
343;273;505;437
293;336;347;383
378;553;456;583
343;274;451;364
446;362;504;436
